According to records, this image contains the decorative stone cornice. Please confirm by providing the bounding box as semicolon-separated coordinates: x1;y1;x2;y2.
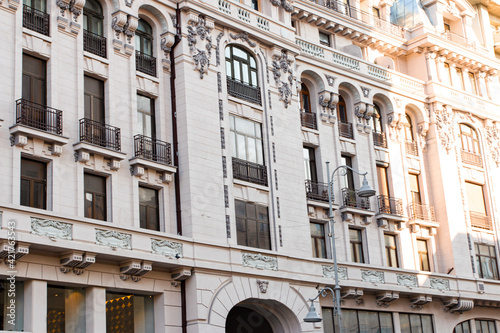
95;229;131;250
443;298;474;313
229;32;256;48
111;10;128;39
69;0;84;21
322;265;348;280
151;239;183;259
397;274;418;288
31;217;72;241
430;277;450;291
242;253;278;270
123;15;138;44
361;269;385;284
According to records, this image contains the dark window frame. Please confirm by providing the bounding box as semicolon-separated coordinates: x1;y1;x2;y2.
319;31;331;47
83;0;104;36
225;45;259;87
310;222;327;259
300;83;311;113
22;53;47;106
235;200;271;250
139;185;160;231
322;307;395;333
349;228;364;263
20;157;47;209
137;94;156;139
84;172;107;221
399;313;434;333
84;75;105;123
417;239;430;272
136;18;154;56
475;243;499;280
384;233;399;268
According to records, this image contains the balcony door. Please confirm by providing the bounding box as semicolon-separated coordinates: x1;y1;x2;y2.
22;54;46;106
23;0;46;12
84;76;105;146
136;19;153;57
137;94;155;139
337;95;347;123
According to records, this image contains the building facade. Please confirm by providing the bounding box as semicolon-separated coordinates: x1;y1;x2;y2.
0;0;500;330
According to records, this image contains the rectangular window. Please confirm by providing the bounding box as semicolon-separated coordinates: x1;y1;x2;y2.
21;158;47;209
0;280;24;331
303;147;317;181
84;173;107;221
47;285;86;333
417;239;430;271
384;234;399;268
106;292;154;333
230;116;264;165
341;155;354;190
137;94;155;138
139;186;159;231
84;75;105;123
311;222;327;259
372;7;380;18
349;228;364;263
322;308;394;332
455;67;465;90
475;243;499;280
468;72;477;95
443;63;452;86
400;313;434;333
409;173;421;204
475;320;497;333
377;165;390;197
319;31;331;47
235;200;270;250
22;54;46;105
465;182;487;215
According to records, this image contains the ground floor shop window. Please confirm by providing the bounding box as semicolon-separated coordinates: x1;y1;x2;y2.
47;285;86;333
322;308;394;332
0;280;23;331
106;292;154;333
400;313;434;333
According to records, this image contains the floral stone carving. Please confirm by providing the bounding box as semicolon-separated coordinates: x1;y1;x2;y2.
257;279;269;293
151;239;183;258
322;265;348;280
430;278;450;291
271;49;294;108
95;229;131;250
434;105;455;153
242;253;278;270
31;217;72;240
397;274;418;288
187;15;213;79
484;120;500;167
269;0;293;12
361;270;385;284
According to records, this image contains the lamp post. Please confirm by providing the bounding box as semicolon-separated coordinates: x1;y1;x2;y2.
304;162;376;332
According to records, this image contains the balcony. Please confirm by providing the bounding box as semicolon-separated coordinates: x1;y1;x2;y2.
232;157;267;186
79;118;121;151
461;150;483;168
470;212;492;230
341;188;370;210
129;135;176;178
23;4;50;36
84;30;107;58
405;140;418;156
227;77;262;105
373;132;387;148
338;121;353;139
136;51;157;77
15;99;62;135
409;203;436;225
377;195;403;216
305;180;329;202
301;111;317;130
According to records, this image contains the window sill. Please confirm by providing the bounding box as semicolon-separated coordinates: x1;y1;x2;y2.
233;178;269;191
10;124;69;147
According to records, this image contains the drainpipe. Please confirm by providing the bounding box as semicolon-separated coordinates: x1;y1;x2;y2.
169;4;187;333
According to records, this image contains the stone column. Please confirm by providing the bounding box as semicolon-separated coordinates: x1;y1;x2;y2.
24;280;47;333
86;287;106;332
425;51;437;81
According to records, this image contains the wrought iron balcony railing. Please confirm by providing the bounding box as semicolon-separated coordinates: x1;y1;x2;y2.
461;150;483;167
342;188;370;210
23;5;50;36
300;111;317;130
232;157;267;186
134;134;172;165
16;99;62;135
79;118;121;151
226;77;262;105
338;121;353;139
409;202;436;222
405;140;418;156
136;51;157;77
377;195;403;216
373;131;387;148
305;180;329;202
470;212;492;230
84;30;107;58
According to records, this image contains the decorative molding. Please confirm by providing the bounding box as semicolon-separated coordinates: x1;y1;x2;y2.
261;49;270;84
69;0;84;21
226;215;231;238
410;295;432;310
361;270;385;284
215;32;224;66
484;120;500;167
123;15;138;44
443;298;474;313
151;239;183;258
376;291;399;307
111;11;127;39
217;72;222;93
360;86;370;98
397;274;418;288
56;0;71;16
387;112;403;142
242;253;278;270
187;15;213;79
430;277;450;291
269;0;293;12
257;279;269;293
271;49;294;108
434;104;455;153
95;229;131;250
124;0;133;7
229;32;256;47
31;217;72;240
325;74;335;86
322;265;348;280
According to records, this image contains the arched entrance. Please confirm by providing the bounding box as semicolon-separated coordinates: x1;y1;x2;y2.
224;299;302;333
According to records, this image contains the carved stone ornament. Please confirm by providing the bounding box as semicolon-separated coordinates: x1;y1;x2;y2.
31;217;73;240
360;86;370;98
269;0;293;12
417;121;429;151
318;91;338;116
215;32;224;66
322;265;348;280
56;0;71;16
242;253;278;270
257;279;269;293
325;74;335;86
430;277;450;292
111;11;128;39
397;274;418;288
151;239;183;258
230;32;256;48
187;15;213;79
361;270;385;284
387;112;403;142
95;229;131;250
123;15;138;44
69;0;85;21
484;120;500;167
272;49;295;108
125;0;133;7
434;105;455;153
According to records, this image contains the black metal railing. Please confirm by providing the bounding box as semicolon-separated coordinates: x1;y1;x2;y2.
305;180;329;202
23;5;50;36
461;150;483;167
338;121;353;139
301;111;317;130
136;51;157;77
16;99;62;135
409;202;436;222
377;195;403;215
405;140;418;156
342;188;370;210
134;134;172;165
373;131;387;148
470;212;492;230
232;157;267;186
84;30;107;58
227;77;262;105
79;118;121;151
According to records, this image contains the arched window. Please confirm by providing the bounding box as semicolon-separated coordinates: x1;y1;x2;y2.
83;0;106;57
225;45;261;104
404;114;418;156
460;124;482;166
372;104;387;147
337;96;347;123
454;319;497;333
135;19;156;77
300;83;311;112
23;0;49;36
337;95;353;139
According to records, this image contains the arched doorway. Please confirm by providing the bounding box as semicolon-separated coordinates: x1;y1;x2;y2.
226;306;273;333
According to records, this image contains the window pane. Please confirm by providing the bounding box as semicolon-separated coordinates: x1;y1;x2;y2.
421;315;433;333
234;61;241;80
47;286;86;333
341;309;359;332
242;63;249;84
400;314;411;333
310;223;324;237
379;312;393;333
465;182;486;214
246;219;257;247
358;311;378;333
20;179;30;206
233;47;247;59
226;60;232;78
410;314;423;333
33;182;45;209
